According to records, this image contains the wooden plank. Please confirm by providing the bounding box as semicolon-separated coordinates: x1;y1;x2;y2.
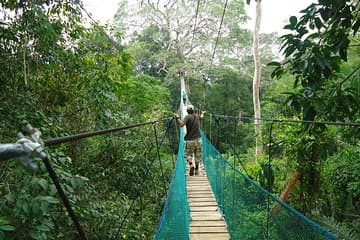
191;215;224;221
188;197;214;202
187;181;210;184
188;194;214;198
190;206;219;212
187;186;212;189
190;221;226;227
190;226;228;233
187;176;208;179
191;212;222;217
187;181;210;186
189;233;230;240
187;167;229;240
188;191;213;195
189;202;217;207
187;188;212;192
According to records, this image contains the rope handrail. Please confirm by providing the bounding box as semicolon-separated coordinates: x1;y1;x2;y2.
211;116;250;176
112;118;175;239
44;117;173;146
202;134;339;239
210;113;360;127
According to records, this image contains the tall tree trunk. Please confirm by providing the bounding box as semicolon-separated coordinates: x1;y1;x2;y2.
270;171;300;216
252;0;262;161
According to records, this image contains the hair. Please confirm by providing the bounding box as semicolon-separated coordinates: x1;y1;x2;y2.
187;109;194;114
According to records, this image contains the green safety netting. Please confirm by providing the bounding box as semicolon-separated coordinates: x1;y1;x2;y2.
155;127;189;240
202;133;338;240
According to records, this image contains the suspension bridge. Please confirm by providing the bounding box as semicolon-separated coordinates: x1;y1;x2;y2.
1;81;348;240
154;81;339;240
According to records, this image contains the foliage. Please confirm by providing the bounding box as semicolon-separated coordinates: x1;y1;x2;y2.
323;145;360;230
0;150;88;240
0;0;173;239
1;0;359;238
268;0;359;206
272;0;359;122
263;0;360;236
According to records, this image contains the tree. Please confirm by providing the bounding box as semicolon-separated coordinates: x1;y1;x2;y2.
0;1;173;238
251;0;263;160
114;0;250;74
271;0;360;212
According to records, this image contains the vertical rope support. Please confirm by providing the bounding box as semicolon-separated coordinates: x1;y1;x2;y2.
170;118;177;169
232;118;237;230
113;120;173;240
209;114;212;143
217;116;221;151
221;118;226;210
167;127;176;169
42;157;87;240
175;118;180;146
113;193;138;240
266;121;274;240
213;116;250;176
153;123;167;195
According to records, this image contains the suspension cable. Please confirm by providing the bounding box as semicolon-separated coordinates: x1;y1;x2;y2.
153;123;168;196
266;121;275;240
42;156;87;239
166;122;177;169
210;113;360;127
212;115;250;176
208;0;229;72
189;0;201;51
112;119;174;239
77;2;123;51
44;117;173;146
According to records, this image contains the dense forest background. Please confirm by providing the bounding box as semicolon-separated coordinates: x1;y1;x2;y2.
0;0;359;239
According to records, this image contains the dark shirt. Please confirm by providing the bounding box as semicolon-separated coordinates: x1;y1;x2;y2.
183;113;201;141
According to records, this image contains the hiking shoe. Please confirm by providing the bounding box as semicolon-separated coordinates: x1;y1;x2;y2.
189;166;195;176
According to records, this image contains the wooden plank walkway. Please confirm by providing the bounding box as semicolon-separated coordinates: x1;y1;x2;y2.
186;165;230;240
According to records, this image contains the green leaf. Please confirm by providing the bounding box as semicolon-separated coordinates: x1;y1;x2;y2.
0;218;8;226
35;224;51;232
314;17;323;30
284;45;296;57
22;203;30;215
339;48;347;61
38;196;59;203
267;61;281;67
284;24;295;30
30;231;42;240
319;8;330;21
302;60;309;71
352;20;360;35
0;225;15;231
316;56;327;69
290;16;297;26
297;26;308;36
38;178;48;190
41;196;59;204
309;22;315;30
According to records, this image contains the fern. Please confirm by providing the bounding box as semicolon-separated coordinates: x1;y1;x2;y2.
311;212;360;240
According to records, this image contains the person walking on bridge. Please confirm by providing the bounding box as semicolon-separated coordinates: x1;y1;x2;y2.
175;104;205;176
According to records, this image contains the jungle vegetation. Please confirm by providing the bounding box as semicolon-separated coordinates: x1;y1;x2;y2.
0;0;359;239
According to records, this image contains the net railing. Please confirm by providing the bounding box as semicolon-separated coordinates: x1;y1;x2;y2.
155;128;189;239
202;133;339;240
